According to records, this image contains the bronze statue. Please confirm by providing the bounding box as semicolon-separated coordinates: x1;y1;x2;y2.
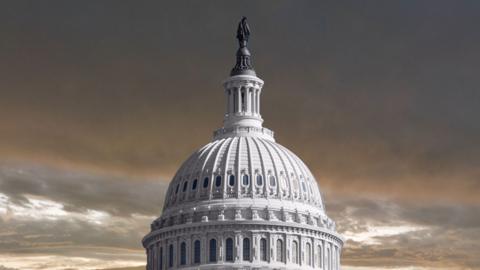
231;16;255;76
237;16;250;48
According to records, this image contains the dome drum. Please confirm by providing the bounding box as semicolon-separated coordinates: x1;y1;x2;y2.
144;223;342;270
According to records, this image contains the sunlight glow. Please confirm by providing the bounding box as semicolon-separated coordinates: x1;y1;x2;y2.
0;254;144;270
343;224;426;245
0;193;110;224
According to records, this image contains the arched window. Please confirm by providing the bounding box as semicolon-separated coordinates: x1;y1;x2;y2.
269;175;276;186
168;244;174;268
292;241;298;264
225;238;234;262
260;238;267;261
317;245;322;268
229;175;235;186
215;175;222;187
194;240;201;264
209;239;217;262
242;174;249;186
306;242;312;266
192;179;198;190
182;181;188;192
159;247;163;270
203;177;209;188
180;242;186;265
276;239;283;262
175;184;180;194
242;238;250;261
256;175;263;186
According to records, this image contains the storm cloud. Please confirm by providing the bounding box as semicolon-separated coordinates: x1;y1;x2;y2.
0;1;479;269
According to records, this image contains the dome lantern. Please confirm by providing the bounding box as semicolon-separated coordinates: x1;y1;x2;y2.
217;17;272;141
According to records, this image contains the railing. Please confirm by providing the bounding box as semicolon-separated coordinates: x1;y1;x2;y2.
213;126;274;139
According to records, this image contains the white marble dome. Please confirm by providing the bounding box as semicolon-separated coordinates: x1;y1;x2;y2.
163;135;325;217
143;18;343;270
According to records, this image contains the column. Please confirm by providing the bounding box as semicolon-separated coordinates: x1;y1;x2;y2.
270;234;275;263
218;235;224;262
250;88;255;115
286;237;291;264
253;234;259;261
235;232;242;262
246;88;251;114
252;89;256;115
336;246;340;270
299;236;303;266
236;87;242;113
152;245;157;270
146;248;150;270
226;89;231;115
187;238;192;266
256;89;260;114
160;242;164;270
201;236;207;264
229;89;234;114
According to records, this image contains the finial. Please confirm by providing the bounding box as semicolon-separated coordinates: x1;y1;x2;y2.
231;17;256;76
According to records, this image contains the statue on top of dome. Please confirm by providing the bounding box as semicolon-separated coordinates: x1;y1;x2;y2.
237;16;250;48
231;16;256;76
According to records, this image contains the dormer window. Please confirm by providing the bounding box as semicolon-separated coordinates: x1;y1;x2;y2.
242;174;250;186
256;174;263;186
215;175;222;187
229;175;235;186
269;175;276;186
203;177;209;188
192;179;198;190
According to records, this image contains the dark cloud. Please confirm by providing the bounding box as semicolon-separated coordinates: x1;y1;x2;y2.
0;1;478;203
0;216;148;257
0;162;167;217
0;266;19;270
0;161;479;269
329;196;480;268
0;1;478;269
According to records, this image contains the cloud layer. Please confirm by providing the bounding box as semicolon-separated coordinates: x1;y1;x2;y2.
0;1;479;269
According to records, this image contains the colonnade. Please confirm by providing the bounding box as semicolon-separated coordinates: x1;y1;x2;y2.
146;231;341;270
226;86;261;116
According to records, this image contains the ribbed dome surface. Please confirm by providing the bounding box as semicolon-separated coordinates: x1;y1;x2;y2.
163;136;324;214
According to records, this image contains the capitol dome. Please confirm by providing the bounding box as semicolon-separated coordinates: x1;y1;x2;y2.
143;17;343;270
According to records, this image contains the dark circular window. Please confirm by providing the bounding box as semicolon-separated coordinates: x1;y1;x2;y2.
183;181;188;192
229;175;235;186
203;177;209;188
215;175;222;187
192;179;198;190
242;175;249;186
256;175;263;186
175;184;180;194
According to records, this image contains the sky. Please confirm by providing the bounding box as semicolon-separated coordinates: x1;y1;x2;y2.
0;1;479;269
